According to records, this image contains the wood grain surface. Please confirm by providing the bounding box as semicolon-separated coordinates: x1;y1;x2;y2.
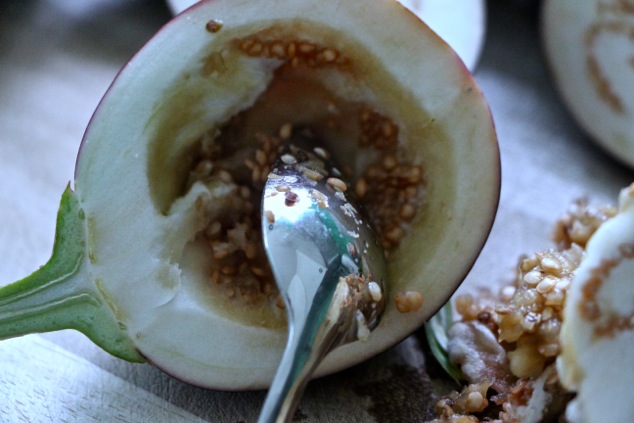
1;1;632;422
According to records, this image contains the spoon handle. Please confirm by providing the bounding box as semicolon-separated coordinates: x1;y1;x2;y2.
257;267;353;423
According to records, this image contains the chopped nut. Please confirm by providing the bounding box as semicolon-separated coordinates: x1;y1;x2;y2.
465;391;485;412
536;276;557;294
523;270;542;285
541;257;562;275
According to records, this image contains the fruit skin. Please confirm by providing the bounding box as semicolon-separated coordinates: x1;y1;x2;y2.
1;0;499;390
558;184;634;422
542;0;634;167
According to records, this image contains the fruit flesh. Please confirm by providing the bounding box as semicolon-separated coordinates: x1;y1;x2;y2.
2;0;499;390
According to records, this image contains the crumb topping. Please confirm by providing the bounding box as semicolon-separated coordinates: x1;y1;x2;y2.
431;198;617;422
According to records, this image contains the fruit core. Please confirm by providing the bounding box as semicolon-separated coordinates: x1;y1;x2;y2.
146;23;436;329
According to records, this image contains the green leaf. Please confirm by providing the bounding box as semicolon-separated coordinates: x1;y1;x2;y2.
0;186;144;362
424;302;463;385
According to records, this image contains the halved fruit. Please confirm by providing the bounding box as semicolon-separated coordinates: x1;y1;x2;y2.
0;0;499;390
542;0;634;167
558;184;634;422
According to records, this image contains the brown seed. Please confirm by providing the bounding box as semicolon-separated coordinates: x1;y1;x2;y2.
287;42;297;57
404;165;422;184
255;150;267;166
477;311;492;323
244;158;256;170
265;210;275;224
239;186;251;199
281;154;297;164
270;42;286;59
205;221;222;239
355;178;368;198
321;48;337;62
313;147;329;159
399;203;416;220
193;159;213;176
384;224;405;244
240;38;255;52
212;241;235;259
275;184;291;192
279;123;293;140
395;291;424;313
213;249;231;260
382;154;398;171
217;169;233;183
327;177;347;192
263;282;275;295
244;242;258;260
311;190;328;208
404;185;418;199
251;165;262;184
221;266;237;276
260;166;270;183
381;121;395;138
302;167;324;181
251;266;267;277
285;191;299;206
248;41;263;56
205;19;223;33
298;42;316;54
365;165;386;181
275;294;286;309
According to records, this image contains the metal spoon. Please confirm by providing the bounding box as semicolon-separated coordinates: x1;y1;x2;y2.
258;133;387;423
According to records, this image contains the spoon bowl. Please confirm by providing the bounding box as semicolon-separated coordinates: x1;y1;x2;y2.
259;133;387;422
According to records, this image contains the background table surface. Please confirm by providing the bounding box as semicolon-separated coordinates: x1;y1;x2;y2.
1;1;632;422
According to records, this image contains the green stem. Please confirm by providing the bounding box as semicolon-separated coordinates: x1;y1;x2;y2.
0;186;144;363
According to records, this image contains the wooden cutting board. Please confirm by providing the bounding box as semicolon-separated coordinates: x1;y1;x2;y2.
1;1;632;422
